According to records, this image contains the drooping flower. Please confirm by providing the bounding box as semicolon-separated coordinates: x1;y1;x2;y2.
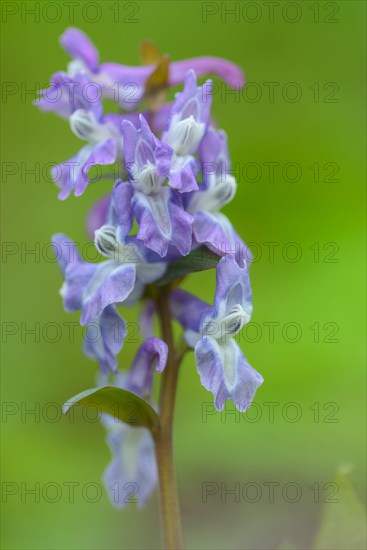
170;254;263;411
52;230;165;373
102;337;167;507
52;233;125;373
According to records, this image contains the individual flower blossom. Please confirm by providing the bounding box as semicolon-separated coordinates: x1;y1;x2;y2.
35;71;100;119
52;230;166;373
59;27;245;111
35;71;125;200
161;70;213;194
163;70;212;156
36;67;174;138
35;70;171;130
35;73;148;201
102;337;168;508
170;254;263;411
119;114;194;257
52;234;125;373
187;127;251;266
51;99;122;199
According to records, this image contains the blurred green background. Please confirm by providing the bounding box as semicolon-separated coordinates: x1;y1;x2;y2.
1;1;366;549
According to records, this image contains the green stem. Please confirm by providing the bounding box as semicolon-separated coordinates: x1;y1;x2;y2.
154;287;184;550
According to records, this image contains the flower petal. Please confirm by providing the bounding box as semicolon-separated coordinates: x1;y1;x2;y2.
63;261;96;312
126;337;168;397
53;139;117;199
169;155;199;193
135;261;167;285
83;305;126;374
195;337;263;412
199;127;230;188
167;69;212;127
81;262;136;324
121;280;145;308
35;72;103;120
169;57;245;89
60;27;99;71
52;233;81;274
193;212;252;267
97;63;146;110
122;115;172;185
133;189;193;257
170;289;211;333
103;424;157;508
213;254;252;319
112;181;134;239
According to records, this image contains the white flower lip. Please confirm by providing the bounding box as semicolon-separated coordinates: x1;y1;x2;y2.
166;115;206;156
94;225;118;258
201;304;248;343
189;173;237;214
134;162;162;196
221;304;248;337
70;109;110;143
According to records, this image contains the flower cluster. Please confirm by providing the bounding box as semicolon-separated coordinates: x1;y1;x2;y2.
37;28;263;508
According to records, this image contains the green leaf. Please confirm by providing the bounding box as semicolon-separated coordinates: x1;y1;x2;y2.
156;246;221;287
62;386;160;435
314;467;367;550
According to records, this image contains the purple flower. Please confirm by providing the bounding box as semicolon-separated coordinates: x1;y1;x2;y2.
103;422;157;508
59;28;244;111
52;231;165;372
51;104;121;200
163;70;212;156
38;24;266;521
119;115;194;257
187;127;251;266
52;234;125;373
102;337;168;507
123;336;168;398
60;27;100;73
170;255;263;411
35;71;102;119
35;71;121;200
35;71;148;129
